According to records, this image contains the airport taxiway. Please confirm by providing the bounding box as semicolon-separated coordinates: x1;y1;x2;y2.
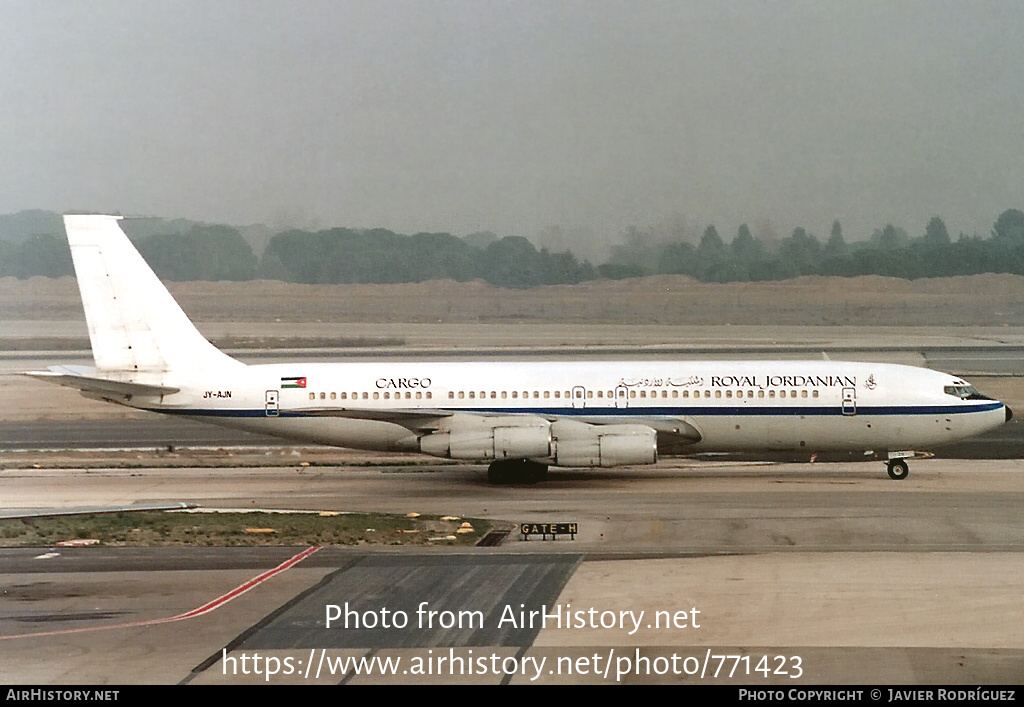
2;460;1023;684
1;330;1022;684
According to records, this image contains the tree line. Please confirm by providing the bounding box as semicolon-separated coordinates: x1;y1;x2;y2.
603;210;1024;282
1;209;1022;288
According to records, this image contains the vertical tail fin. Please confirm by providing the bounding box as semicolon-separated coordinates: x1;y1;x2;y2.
63;214;242;373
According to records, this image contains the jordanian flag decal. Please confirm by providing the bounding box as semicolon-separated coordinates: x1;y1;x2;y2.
281;377;307;389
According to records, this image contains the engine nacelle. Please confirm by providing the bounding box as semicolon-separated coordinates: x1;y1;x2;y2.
550;420;657;467
419;415;552;460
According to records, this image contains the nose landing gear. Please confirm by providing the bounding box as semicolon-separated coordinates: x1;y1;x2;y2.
886;458;909;480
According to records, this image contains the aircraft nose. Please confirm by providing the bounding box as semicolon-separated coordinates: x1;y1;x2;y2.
1006;405;1014;423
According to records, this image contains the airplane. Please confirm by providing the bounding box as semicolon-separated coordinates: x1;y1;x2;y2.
26;214;1012;484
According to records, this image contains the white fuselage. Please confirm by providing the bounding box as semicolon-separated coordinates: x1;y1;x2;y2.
133;359;1008;459
48;215;1010;476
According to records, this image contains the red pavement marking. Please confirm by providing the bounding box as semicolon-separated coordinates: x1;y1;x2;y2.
0;545;321;641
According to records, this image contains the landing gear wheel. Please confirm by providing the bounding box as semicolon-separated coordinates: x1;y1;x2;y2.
487;459;549;485
886;458;909;480
524;461;548;483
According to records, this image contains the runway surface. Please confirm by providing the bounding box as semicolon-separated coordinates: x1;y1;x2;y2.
3;416;1022;459
1;461;1023;684
2;334;1023;685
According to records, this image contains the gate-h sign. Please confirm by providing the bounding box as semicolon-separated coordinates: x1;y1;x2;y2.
520;522;577;541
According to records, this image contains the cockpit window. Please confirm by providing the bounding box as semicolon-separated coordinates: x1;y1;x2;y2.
944;384;990;400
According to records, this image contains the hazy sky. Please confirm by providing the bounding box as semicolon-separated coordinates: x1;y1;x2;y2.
2;1;1022;257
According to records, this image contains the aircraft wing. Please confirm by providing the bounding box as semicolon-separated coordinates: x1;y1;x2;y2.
290;406;453;433
290;406;701;451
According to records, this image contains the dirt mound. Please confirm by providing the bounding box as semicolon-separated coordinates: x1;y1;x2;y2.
4;273;1024;327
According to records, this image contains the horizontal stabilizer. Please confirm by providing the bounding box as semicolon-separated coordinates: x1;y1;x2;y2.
25;366;179;397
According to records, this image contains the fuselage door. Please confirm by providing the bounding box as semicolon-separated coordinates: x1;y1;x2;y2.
265;389;280;417
615;385;629;409
841;387;856;416
572;386;586;409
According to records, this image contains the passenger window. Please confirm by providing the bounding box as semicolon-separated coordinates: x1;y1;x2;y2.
769;390;775;398
469;391;475;399
812;390;819;398
309;392;315;400
544;391;550;399
330;392;336;400
715;390;722;398
758;390;765;398
780;390;786;398
320;392;326;400
362;392;369;400
629;391;636;398
726;390;733;398
802;390;808;398
426;392;432;399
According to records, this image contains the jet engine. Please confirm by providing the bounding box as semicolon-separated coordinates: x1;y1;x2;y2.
419;415;551;460
550;419;657;467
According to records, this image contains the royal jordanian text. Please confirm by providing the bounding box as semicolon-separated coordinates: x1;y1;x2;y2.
710;374;856;388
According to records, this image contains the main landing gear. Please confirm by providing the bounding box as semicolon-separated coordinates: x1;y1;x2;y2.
487;459;549;485
886;458;910;481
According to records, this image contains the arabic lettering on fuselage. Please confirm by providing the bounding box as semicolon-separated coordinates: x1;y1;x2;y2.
619;376;704;388
618;374;856;389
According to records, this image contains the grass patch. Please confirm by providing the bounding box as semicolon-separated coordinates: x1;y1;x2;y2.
0;511;491;547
